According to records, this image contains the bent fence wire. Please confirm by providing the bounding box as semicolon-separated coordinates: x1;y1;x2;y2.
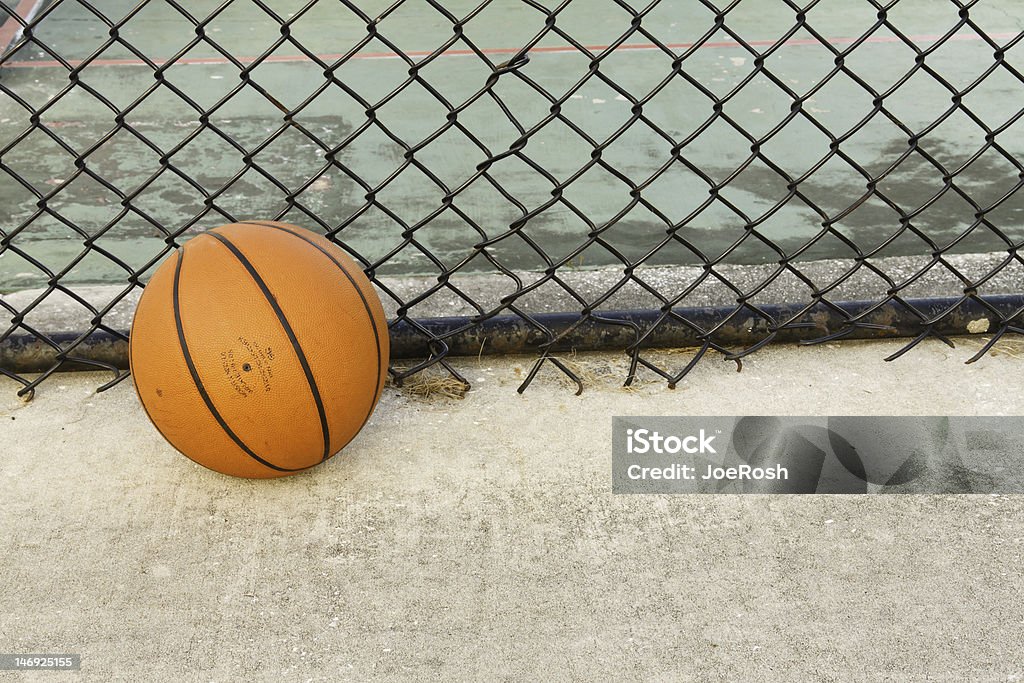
1;0;1023;398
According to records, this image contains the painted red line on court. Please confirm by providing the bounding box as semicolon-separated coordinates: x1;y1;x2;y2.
0;31;1016;70
0;0;45;56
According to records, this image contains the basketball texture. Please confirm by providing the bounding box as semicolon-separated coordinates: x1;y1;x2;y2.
129;221;389;478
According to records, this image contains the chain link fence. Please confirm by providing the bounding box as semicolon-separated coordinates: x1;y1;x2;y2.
1;0;1022;398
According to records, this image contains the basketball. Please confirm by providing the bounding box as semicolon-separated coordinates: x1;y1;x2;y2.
128;221;389;478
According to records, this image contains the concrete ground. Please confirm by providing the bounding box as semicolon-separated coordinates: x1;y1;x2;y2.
1;337;1023;681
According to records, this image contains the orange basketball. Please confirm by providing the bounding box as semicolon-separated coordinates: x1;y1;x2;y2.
129;221;389;478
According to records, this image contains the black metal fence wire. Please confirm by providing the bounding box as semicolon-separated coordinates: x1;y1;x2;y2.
1;0;1023;398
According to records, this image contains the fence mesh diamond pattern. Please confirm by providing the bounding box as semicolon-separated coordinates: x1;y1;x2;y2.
1;0;1023;397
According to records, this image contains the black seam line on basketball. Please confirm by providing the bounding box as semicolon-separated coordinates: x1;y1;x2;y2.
239;222;383;402
241;221;384;453
241;221;384;434
129;254;185;464
173;244;306;474
206;230;332;463
133;252;302;478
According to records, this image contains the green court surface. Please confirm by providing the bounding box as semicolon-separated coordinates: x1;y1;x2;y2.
0;0;1022;292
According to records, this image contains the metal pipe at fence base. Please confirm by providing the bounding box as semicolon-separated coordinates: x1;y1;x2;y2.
2;295;1022;375
387;295;1020;357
